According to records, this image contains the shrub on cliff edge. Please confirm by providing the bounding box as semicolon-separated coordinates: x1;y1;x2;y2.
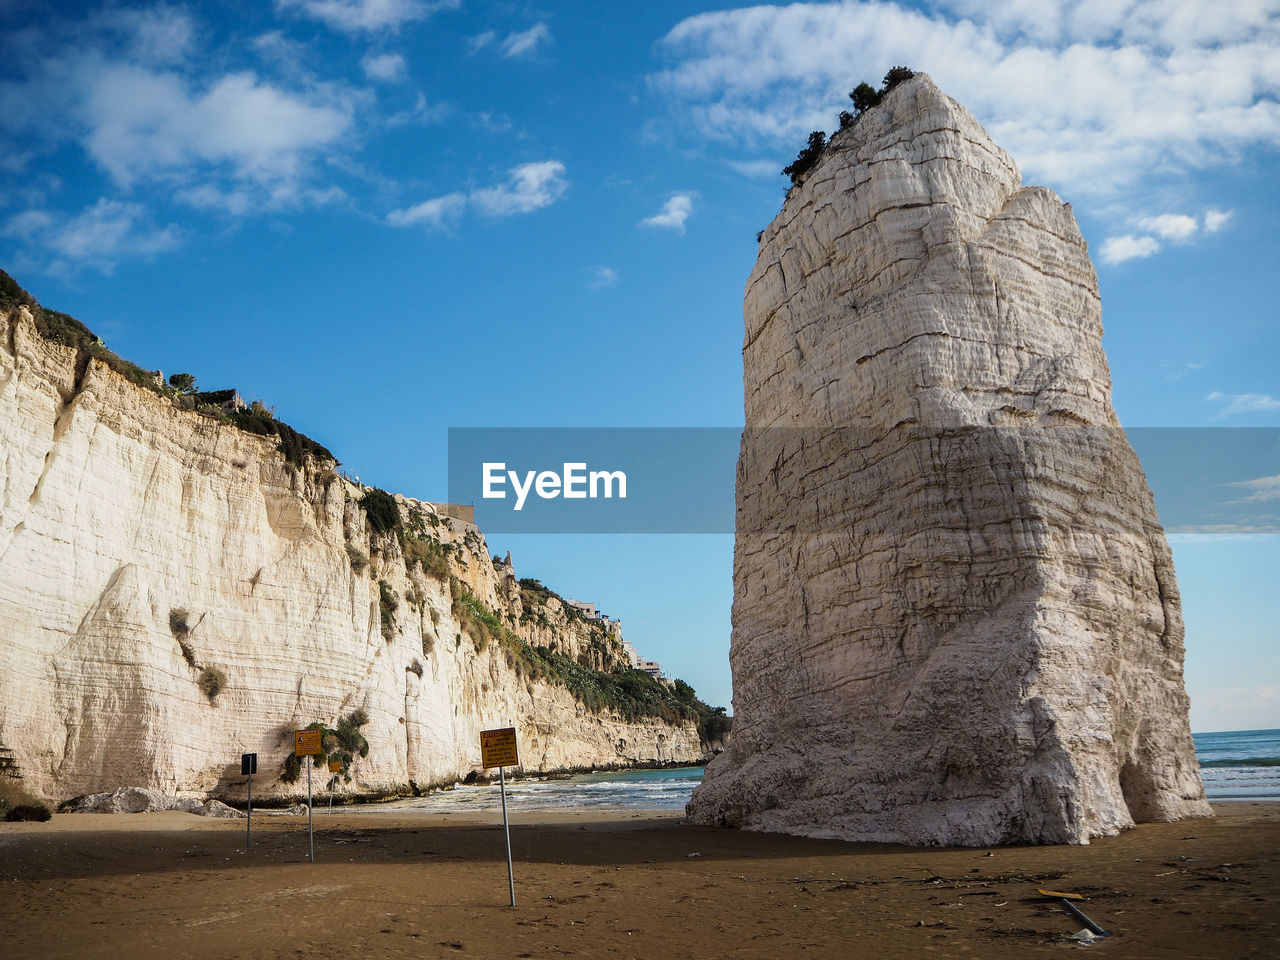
781;66;916;186
362;488;401;538
782;130;827;184
1;269;337;469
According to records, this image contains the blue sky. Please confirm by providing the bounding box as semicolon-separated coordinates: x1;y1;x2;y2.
1;0;1276;731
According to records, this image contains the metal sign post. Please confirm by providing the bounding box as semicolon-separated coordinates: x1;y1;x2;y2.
328;758;340;814
294;729;323;864
307;761;313;863
499;765;515;907
241;753;257;847
480;727;519;907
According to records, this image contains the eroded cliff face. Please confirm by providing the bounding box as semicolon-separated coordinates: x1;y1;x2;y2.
686;74;1209;845
0;305;700;802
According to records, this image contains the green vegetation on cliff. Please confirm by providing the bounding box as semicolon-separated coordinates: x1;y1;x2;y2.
454;579;724;733
0;268;334;469
783;66;915;185
3;267;730;749
280;710;370;785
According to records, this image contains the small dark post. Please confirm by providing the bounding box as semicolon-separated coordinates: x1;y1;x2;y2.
241;753;257;847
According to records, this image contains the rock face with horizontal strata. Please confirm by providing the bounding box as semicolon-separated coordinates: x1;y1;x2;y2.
0;301;701;803
686;74;1210;845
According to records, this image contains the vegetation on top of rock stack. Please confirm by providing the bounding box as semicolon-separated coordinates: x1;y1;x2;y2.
782;66;915;185
0;268;335;469
782;130;829;185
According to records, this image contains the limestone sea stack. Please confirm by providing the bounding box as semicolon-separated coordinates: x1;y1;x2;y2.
687;73;1210;845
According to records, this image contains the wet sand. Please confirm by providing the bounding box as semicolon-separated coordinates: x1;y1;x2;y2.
1;801;1276;959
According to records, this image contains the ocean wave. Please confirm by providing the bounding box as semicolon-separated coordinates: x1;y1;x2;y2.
1199;757;1280;768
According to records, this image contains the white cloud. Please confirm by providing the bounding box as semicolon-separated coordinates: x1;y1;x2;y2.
80;68;354;189
1206;391;1280;418
1167;533;1267;544
0;10;358;205
93;5;196;66
251;31;311;77
471;161;567;216
1101;206;1236;265
501;23;551;58
362;52;407;82
4;198;180;273
386;91;450;127
1099;234;1161;264
1167;522;1280;535
0;8;364;269
387;162;568;229
726;159;781;178
588;266;619;289
276;0;459;33
177;182;347;215
386;192;466;228
468;31;496;54
1225;474;1280;504
1137;213;1198;241
1204;207;1234;232
651;2;1280;196
473;111;512;134
641;194;694;232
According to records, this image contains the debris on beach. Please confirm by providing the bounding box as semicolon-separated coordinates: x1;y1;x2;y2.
62;786;307;817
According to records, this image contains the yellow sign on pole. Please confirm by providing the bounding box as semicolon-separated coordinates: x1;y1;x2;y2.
480;727;519;769
328;758;341;773
480;726;520;907
295;729;323;756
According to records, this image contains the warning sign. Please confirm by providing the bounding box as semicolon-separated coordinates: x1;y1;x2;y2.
295;729;323;756
480;727;519;768
328;759;341;773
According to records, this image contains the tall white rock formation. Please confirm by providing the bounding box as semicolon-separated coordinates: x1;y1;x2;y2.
687;74;1210;845
0;300;701;802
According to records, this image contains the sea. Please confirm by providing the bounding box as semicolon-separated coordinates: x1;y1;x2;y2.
373;729;1279;815
378;766;705;815
1193;728;1280;802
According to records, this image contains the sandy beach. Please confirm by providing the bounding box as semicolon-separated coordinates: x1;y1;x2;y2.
0;801;1275;959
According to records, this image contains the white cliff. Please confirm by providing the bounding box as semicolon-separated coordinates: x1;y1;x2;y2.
687;73;1210;845
0;296;702;803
